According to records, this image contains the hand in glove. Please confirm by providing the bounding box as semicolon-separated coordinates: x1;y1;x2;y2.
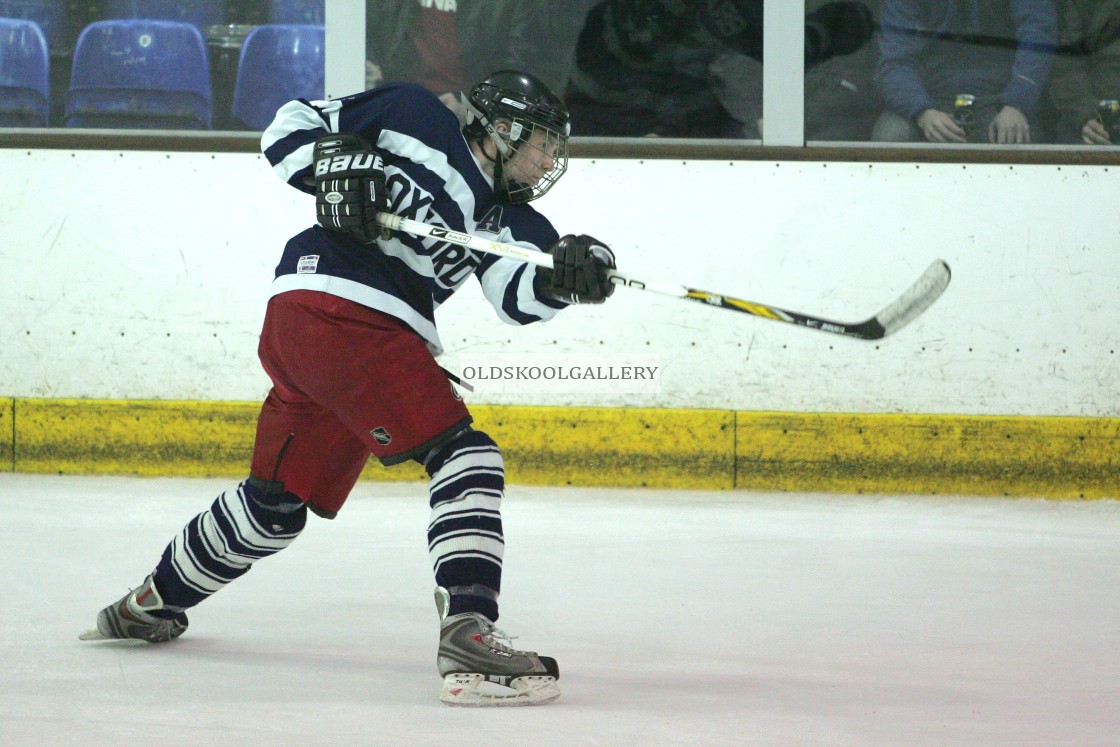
535;234;617;304
312;132;389;243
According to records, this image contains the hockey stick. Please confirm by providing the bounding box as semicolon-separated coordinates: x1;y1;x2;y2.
376;214;951;341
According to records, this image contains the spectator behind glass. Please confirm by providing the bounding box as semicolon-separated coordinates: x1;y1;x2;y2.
565;0;875;138
1047;0;1120;144
709;0;883;141
872;0;1058;144
364;0;588;101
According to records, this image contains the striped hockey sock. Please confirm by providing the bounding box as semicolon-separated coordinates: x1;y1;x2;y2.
426;430;505;621
151;480;307;611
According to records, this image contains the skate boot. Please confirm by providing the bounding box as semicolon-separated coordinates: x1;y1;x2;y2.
79;575;188;643
435;587;560;707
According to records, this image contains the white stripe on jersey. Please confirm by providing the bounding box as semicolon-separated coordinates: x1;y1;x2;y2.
377;128;481;227
371;128;561;325
270;274;443;355
262;99;336;183
372;128;486;287
261;87;565;335
477;253;564;325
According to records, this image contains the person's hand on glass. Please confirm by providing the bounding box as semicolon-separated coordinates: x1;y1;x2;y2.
1081;117;1112;145
988;105;1031;144
916;109;968;143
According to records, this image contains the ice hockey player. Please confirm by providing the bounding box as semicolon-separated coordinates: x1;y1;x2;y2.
80;70;618;707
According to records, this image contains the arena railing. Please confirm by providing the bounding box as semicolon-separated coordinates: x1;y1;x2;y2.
1;129;1118;168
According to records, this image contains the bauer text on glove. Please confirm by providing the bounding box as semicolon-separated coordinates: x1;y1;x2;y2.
312;133;389;244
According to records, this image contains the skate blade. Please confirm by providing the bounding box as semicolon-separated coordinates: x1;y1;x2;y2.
78;628;148;644
440;673;560;707
78;627;107;641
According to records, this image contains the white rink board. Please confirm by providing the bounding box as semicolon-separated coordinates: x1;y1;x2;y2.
0;149;1116;416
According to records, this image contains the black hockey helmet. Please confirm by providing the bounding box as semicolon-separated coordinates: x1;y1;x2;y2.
463;70;570;204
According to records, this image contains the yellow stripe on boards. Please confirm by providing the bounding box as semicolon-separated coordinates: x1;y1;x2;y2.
1;398;13;472
16;399;259;477
7;398;1118;499
15;398;431;482
469;405;735;490
8;399;736;488
736;412;1119;499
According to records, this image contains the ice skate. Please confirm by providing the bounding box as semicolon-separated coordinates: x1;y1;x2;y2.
79;575;188;643
435;587;560;707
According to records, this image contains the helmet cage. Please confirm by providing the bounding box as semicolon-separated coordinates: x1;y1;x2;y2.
464;76;570;203
494;115;568;204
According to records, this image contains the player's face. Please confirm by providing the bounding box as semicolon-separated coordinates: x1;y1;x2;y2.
504;126;559;188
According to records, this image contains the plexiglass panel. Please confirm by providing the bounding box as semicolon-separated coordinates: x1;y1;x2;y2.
3;0;1115;146
848;0;1118;146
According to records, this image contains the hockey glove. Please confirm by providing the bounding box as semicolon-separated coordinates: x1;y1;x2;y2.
312;133;389;244
535;234;617;304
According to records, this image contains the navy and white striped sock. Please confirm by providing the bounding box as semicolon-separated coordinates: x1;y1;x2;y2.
151;480;306;611
426;430;505;621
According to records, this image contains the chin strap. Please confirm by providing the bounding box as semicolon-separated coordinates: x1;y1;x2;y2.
462;92;515;197
485;123;513;200
485;125;512;158
462;93;512;157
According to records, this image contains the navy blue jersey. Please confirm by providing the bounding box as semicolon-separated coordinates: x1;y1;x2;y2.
260;83;567;355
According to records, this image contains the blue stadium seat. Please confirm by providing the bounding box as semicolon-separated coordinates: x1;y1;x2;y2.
65;20;212;129
104;1;227;28
269;0;324;26
232;24;323;130
0;0;72;53
0;18;49;126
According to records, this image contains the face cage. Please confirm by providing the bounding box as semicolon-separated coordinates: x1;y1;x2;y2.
495;118;569;204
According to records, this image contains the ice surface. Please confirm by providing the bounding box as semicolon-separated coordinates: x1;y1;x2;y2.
1;474;1117;746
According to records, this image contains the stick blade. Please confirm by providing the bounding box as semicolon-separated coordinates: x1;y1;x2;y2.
871;259;951;339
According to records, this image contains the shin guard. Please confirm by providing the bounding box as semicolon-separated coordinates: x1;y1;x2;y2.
151;479;307;611
425;430;505;621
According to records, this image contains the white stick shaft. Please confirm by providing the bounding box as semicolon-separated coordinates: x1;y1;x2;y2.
375;213;949;341
376;214;688;299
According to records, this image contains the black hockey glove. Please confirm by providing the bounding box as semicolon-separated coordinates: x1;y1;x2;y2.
535;234;617;304
312;132;389;244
